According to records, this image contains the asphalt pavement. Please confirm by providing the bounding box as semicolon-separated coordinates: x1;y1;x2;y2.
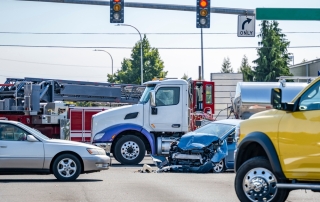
0;157;319;202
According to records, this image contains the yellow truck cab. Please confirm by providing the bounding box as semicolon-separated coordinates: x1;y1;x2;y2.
234;77;320;202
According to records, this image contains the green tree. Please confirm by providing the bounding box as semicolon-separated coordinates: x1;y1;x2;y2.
181;73;188;80
253;21;292;82
64;101;96;107
220;57;233;73
107;35;167;84
75;101;92;107
239;55;254;81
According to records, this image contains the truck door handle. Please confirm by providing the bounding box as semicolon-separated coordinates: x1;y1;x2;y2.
172;124;180;128
151;107;158;115
0;146;7;148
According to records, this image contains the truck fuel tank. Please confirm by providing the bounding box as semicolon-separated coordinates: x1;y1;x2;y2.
233;82;308;119
157;137;179;155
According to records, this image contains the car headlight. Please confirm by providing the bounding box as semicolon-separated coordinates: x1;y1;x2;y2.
94;132;105;140
87;148;106;155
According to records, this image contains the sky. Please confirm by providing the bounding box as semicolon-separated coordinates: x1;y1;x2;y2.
0;0;320;84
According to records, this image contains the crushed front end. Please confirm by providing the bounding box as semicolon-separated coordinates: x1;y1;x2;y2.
151;134;228;173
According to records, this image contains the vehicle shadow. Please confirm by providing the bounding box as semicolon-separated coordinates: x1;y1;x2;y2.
0;179;102;183
111;163;152;168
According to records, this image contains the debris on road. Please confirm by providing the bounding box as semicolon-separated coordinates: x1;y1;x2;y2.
135;164;156;173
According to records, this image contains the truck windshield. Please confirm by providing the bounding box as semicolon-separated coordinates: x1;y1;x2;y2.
139;85;155;104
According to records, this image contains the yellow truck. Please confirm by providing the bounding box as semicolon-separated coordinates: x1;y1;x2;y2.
234;76;320;202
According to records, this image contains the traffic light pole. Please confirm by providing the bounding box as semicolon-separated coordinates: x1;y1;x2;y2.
18;1;255;16
116;24;143;85
201;28;204;81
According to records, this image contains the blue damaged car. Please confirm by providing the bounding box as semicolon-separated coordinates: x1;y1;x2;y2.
151;119;242;173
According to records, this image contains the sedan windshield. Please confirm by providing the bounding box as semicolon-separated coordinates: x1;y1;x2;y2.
139;85;155;104
17;122;50;140
195;123;234;138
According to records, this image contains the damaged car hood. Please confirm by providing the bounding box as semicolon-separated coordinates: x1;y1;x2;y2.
177;132;221;150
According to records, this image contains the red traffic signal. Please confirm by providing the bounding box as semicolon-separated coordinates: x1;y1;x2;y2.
199;0;208;8
113;0;121;2
196;0;210;28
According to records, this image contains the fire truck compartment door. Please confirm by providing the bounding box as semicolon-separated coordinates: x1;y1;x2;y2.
149;85;183;132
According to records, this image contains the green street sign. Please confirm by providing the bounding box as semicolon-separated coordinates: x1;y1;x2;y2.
256;8;320;20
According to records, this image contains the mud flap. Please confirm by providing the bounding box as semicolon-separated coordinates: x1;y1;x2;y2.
211;140;228;163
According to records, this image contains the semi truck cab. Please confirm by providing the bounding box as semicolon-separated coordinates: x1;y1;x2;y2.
91;78;215;165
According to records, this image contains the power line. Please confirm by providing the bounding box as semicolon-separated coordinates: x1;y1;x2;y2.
0;69;109;78
0;57;114;68
0;31;319;35
0;68;109;77
0;45;320;49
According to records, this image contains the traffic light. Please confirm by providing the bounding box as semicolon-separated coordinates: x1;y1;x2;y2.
196;0;210;28
110;0;124;23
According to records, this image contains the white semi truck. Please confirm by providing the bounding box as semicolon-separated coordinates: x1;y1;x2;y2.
91;78;215;165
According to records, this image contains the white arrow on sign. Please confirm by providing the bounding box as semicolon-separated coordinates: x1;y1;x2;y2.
237;15;255;37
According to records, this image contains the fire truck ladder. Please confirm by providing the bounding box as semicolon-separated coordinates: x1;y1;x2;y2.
0;78;26;92
0;77;145;114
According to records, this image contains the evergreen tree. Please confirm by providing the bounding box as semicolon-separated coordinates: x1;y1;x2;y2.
253;21;292;81
220;57;233;73
107;35;167;84
239;55;254;81
181;73;188;80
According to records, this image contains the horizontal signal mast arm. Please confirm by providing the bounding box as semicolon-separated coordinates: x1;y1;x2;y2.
17;0;255;16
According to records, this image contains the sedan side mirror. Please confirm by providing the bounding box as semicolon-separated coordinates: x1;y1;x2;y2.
149;90;156;107
27;135;39;142
227;137;235;143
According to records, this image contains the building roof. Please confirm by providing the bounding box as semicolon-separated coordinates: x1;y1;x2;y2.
289;58;320;69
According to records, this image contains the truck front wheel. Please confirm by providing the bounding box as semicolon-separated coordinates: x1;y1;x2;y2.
235;157;289;202
114;135;145;165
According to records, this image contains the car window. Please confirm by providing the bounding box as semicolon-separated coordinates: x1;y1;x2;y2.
195;123;234;137
227;131;235;144
156;87;180;106
0;123;28;141
299;81;320;111
16;122;49;140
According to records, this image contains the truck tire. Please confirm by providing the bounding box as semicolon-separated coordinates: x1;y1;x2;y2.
114;135;145;165
52;154;82;181
112;151;120;162
234;157;289;202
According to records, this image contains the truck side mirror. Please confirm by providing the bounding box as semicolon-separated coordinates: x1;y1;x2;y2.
149;90;156;107
271;88;282;109
271;88;295;111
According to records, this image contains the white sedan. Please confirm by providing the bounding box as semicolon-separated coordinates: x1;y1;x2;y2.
0;120;111;181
